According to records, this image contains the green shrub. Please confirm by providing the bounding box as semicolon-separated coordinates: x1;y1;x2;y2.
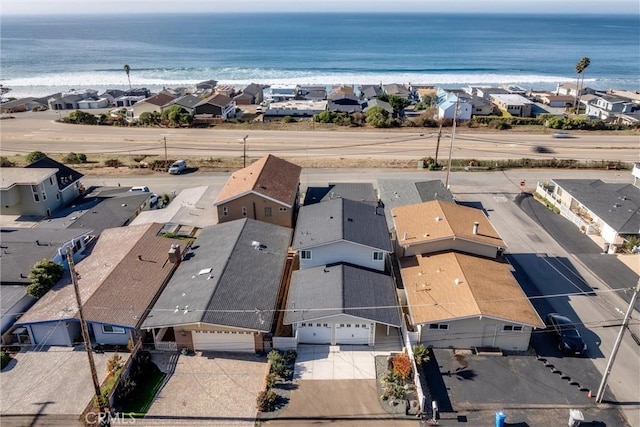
62;152;87;164
26;151;47;163
1;352;10;370
256;389;278;412
67;110;98;125
623;235;640;252
282;115;294;123
412;344;430;366
0;157;15;167
104;159;123;168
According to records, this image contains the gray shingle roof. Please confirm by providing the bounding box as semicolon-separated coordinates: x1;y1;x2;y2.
553;179;640;233
0;228;91;284
303;182;378;206
36;187;150;235
284;263;401;327
142;219;292;332
292;198;391;252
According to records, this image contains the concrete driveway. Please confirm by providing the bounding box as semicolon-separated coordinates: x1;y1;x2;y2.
143;351;267;427
294;345;378;380
0;346;110;417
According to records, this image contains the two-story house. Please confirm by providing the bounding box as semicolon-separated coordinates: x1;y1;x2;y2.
284;197;401;346
214;154;302;228
193;93;236;119
392;200;544;351
1;157;83;217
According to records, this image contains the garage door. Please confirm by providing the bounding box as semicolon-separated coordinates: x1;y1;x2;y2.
192;330;255;353
298;322;332;344
335;322;371;345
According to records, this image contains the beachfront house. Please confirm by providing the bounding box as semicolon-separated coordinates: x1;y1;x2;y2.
489;93;534;117
327;93;363;114
193;93;236;120
233;83;264;105
130;92;176;121
436;88;473;120
162;94;202;116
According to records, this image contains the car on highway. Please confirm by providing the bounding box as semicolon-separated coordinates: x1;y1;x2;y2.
552;131;573;138
545;313;587;356
532;145;555;154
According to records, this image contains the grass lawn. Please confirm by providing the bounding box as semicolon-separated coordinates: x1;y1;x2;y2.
120;365;166;415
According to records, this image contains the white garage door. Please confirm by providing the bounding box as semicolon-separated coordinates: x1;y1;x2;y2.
192;330;255;353
298;322;332;344
335;322;371;345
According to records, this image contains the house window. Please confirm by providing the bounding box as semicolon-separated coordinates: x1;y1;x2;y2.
279;207;287;212
242;206;247;217
41;191;47;201
373;251;384;261
503;325;523;332
428;323;449;330
300;250;312;260
264;207;272;217
56;193;60;200
33;193;40;202
316;323;321;327
323;323;328;327
49;177;54;185
222;206;228;216
102;325;125;334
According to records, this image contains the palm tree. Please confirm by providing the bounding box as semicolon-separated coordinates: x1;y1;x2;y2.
123;64;132;90
573;57;591;113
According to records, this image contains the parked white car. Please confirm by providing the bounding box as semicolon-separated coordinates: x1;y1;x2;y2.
168;160;187;175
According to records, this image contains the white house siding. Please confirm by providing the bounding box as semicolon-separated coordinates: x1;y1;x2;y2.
91;323;131;346
601;223;622;248
418;317;533;351
294;314;376;346
298;241;387;271
28;321;77;346
399;238;497;259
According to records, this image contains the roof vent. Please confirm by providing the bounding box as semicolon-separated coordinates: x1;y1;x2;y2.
347;218;353;222
473;221;479;235
435;216;442;222
454;278;461;285
251;241;267;250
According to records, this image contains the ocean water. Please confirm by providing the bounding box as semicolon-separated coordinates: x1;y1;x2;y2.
1;13;638;98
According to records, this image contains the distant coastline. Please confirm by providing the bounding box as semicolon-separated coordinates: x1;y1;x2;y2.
2;13;638;99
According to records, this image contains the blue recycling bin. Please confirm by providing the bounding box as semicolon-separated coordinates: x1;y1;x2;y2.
495;411;507;427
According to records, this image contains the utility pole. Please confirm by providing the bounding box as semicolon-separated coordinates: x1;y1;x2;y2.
445;99;459;189
595;279;640;403
243;135;248;168
434;125;443;167
67;246;103;409
163;136;168;167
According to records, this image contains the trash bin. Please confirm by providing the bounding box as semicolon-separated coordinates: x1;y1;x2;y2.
603;243;610;253
495;411;507;427
568;409;584;427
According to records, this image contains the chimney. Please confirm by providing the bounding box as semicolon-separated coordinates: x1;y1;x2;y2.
168;244;181;264
137;254;142;261
473;222;479;235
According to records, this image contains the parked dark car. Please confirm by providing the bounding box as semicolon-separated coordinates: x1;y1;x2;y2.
546;313;587;356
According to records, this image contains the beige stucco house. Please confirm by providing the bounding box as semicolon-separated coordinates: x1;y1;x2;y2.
391;200;506;259
400;251;544;351
214;154;302;228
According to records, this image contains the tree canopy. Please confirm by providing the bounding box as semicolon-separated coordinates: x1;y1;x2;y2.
26;258;63;299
